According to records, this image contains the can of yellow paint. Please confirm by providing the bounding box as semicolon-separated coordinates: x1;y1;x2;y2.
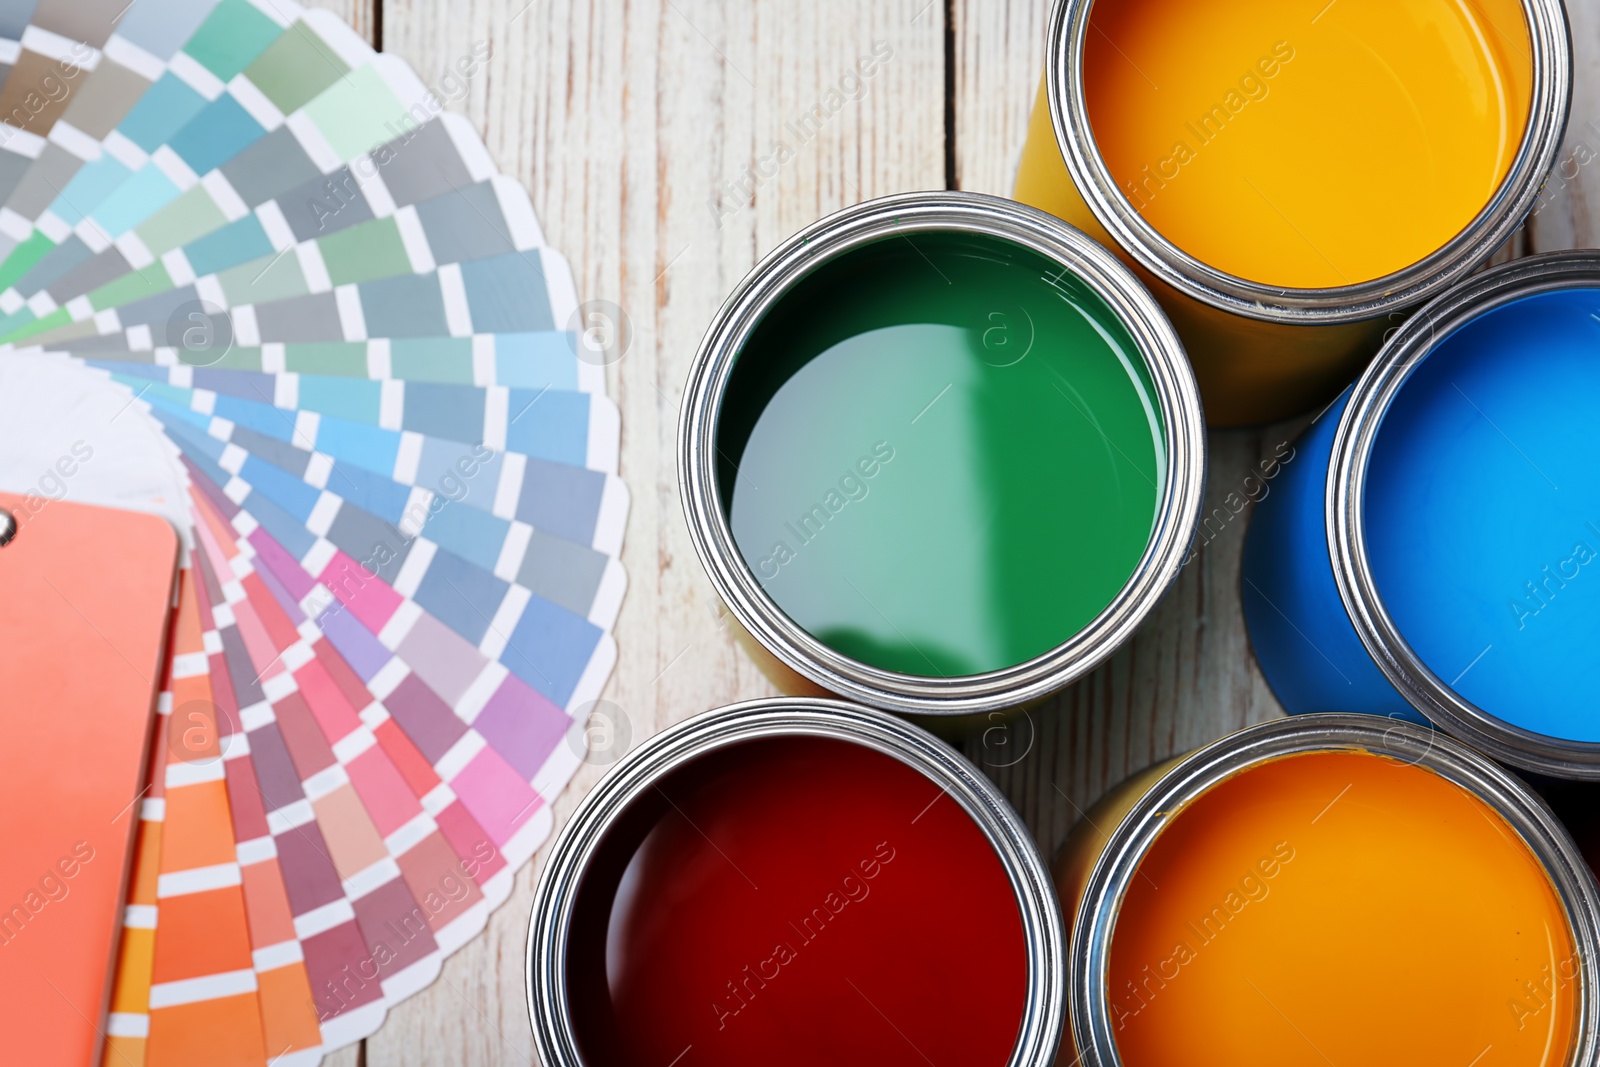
1014;0;1570;426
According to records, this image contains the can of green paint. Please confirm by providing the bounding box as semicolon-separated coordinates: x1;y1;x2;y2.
680;192;1206;715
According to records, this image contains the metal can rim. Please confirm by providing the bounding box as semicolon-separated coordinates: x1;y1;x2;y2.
524;697;1068;1067
1043;0;1573;324
1327;249;1600;777
677;191;1207;715
1070;713;1600;1066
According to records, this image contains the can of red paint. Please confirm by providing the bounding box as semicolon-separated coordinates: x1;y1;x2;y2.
527;698;1066;1067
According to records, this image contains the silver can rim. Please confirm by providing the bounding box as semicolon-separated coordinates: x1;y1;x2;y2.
1070;713;1600;1066
1328;250;1600;778
524;697;1068;1067
1044;0;1573;324
677;191;1206;715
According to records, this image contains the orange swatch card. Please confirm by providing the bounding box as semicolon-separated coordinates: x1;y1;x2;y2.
0;492;180;1067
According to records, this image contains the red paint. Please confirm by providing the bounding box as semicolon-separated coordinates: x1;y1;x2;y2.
566;736;1029;1066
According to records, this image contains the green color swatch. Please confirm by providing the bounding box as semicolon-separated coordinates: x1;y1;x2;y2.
719;231;1166;677
246;19;351;116
184;0;284;81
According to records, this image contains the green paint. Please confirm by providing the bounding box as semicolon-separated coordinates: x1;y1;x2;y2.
321;218;409;286
719;230;1166;677
184;0;283;80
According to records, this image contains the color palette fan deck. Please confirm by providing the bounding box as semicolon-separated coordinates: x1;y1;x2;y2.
0;2;629;1065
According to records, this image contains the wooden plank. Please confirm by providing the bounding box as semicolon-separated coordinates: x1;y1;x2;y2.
369;0;944;1062
321;1041;363;1066
952;0;1051;195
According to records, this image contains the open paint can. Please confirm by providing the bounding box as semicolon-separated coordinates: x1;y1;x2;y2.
526;698;1066;1067
1015;0;1571;425
1057;714;1600;1067
1243;252;1600;778
680;192;1204;716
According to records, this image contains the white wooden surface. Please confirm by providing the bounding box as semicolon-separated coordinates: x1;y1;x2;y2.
301;0;1600;1061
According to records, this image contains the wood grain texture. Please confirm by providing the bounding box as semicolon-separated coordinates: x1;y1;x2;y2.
303;0;377;49
952;0;1050;195
327;0;1596;1061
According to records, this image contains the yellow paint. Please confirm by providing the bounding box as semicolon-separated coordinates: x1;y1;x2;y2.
1108;750;1578;1067
1045;0;1532;288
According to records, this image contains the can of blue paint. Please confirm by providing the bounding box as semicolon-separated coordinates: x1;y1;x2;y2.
1242;251;1600;778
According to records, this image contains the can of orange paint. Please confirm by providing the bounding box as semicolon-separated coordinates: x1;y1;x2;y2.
1014;0;1571;426
1056;715;1600;1067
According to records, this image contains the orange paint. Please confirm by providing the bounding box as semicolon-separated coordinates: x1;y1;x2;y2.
1079;0;1532;287
1109;751;1578;1067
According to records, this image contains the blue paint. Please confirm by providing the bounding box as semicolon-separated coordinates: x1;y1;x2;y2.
1364;289;1600;740
1243;287;1600;741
